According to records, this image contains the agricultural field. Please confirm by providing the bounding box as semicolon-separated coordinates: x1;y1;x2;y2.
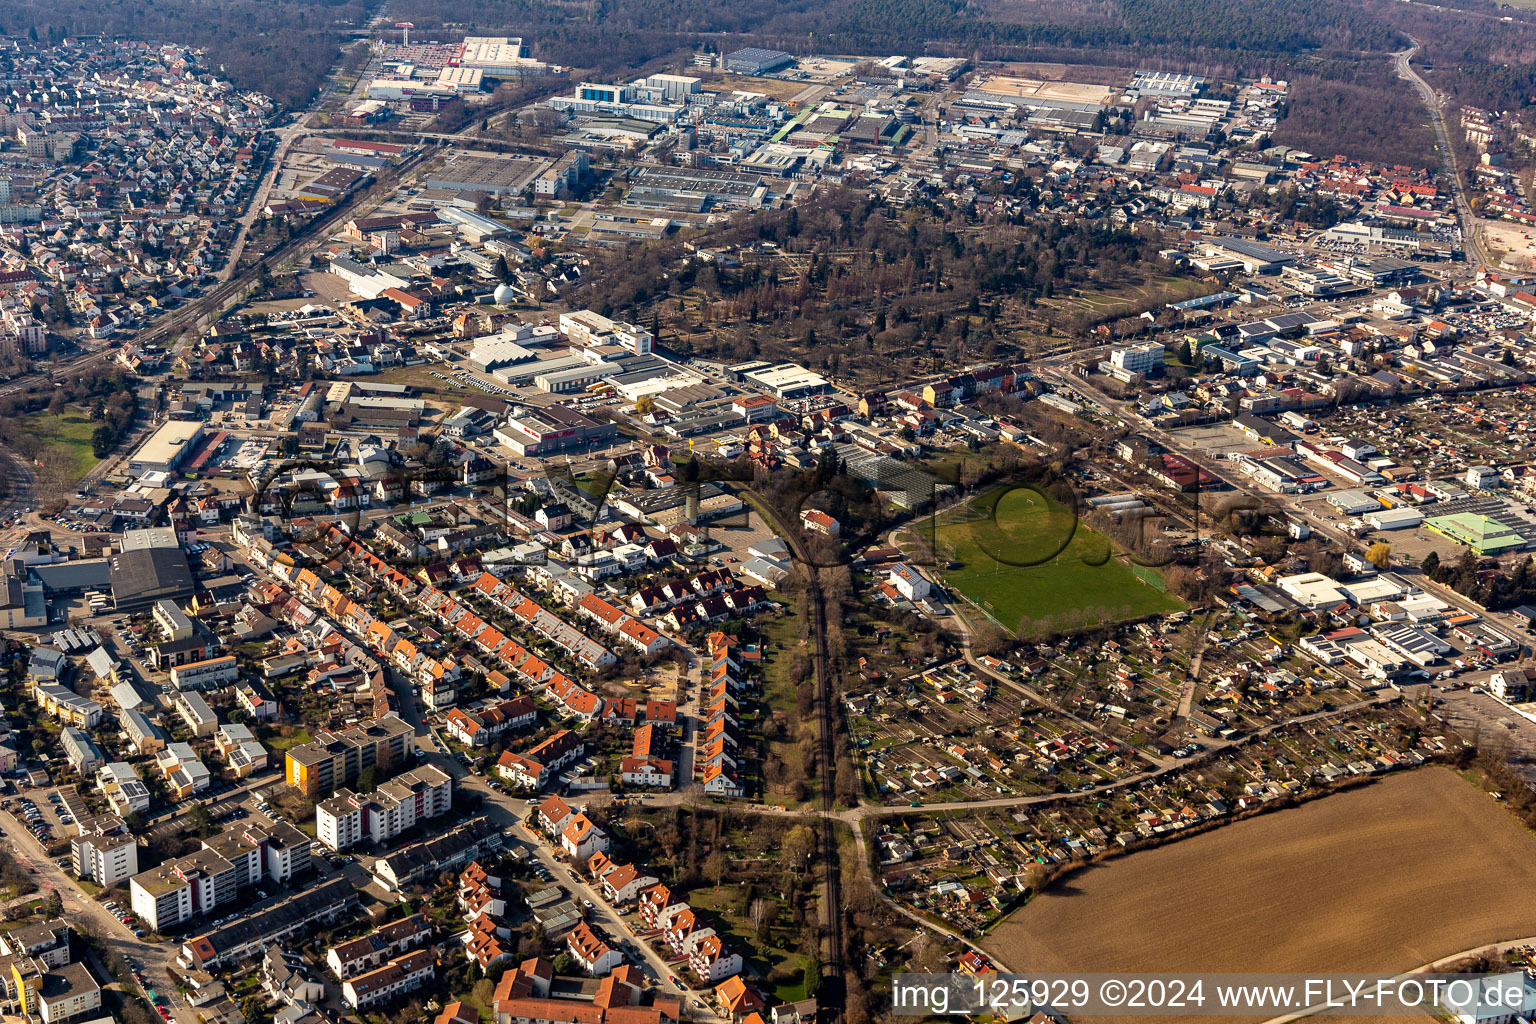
918;485;1184;635
983;768;1536;1022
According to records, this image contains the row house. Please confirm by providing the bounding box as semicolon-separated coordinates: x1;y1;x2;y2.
466;912;514;974
565;922;623;976
660;586;770;631
326;914;433;980
496;729;584;790
460;861;514;973
643;899;743;984
467;570;617;671
585;853;659;906
701;761;745;798
445;696;538;746
577;594;669;655
459;862;507;924
546;674;602;721
619;756;673;789
341;949;434;1010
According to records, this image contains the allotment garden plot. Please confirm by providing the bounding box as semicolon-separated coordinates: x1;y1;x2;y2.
845;662;1150;804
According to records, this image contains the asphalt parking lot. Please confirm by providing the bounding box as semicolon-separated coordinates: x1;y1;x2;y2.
6;788;73;844
1430;688;1536;786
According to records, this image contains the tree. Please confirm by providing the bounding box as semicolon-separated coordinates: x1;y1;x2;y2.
703;850;727;887
356;766;378;793
1455;547;1478;589
749;897;777;940
185;802;213;837
41;889;62;919
1365;541;1392;569
1420;550;1440;577
782;825;816;875
803;958;821;997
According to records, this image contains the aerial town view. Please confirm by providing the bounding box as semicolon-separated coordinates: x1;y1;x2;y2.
10;0;1536;1022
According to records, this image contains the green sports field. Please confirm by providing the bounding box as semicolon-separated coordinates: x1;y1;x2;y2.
922;485;1183;634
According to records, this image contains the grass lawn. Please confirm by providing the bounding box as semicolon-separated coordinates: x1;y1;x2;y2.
758;599;801;717
924;485;1183;634
262;728;312;752
20;411;101;480
757;599;819;806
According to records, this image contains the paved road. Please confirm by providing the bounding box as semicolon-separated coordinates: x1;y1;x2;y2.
220;119;310;284
509;811;726;1023
426;748;714;1015
1394;40;1488;269
0;806;191;1024
231;545;714;1013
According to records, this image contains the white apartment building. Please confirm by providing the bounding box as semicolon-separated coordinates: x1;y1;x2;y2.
1109;341;1165;377
72;826;140;888
316;764;453;851
170;655;239;691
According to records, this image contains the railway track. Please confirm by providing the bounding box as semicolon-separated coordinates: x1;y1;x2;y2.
746;491;847;1014
137;148;432;350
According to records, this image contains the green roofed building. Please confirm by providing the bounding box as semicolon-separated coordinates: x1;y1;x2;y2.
1424;513;1528;555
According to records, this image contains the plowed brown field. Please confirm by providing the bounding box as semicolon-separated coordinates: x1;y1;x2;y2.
983;768;1536;1022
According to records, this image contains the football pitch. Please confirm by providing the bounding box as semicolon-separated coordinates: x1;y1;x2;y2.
923;485;1184;633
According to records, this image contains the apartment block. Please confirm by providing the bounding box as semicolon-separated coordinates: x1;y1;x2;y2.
129;822;310;930
71;817;140;888
170;655;239;691
316;764;453;851
130;848;236;931
285;713;414;796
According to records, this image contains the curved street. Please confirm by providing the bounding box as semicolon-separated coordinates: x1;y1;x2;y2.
1394;39;1490;269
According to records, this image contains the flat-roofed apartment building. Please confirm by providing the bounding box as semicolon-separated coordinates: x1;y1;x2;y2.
285;713;415;796
130;821;310;931
170;655;239;691
316;764;454;851
130;847;236;931
71;815;140;888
